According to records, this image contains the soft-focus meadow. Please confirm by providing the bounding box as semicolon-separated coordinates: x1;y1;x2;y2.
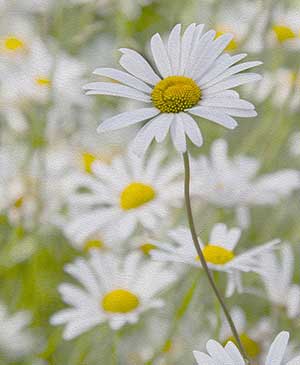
1;0;300;364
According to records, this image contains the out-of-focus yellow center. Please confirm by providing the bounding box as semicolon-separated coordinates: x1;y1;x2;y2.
82;152;97;174
272;25;296;43
216;30;238;51
152;76;201;113
120;182;155;210
102;289;140;313
35;77;51;87
225;333;261;358
13;196;24;208
201;244;234;265
4;36;25;51
83;239;104;252
139;242;157;255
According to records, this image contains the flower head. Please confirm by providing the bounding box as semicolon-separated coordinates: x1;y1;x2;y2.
193;331;300;365
65;149;182;241
151;223;279;296
191;139;300;227
84;24;262;154
50;252;176;339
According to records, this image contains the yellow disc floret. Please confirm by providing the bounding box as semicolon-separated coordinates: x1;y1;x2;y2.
202;244;234;265
139;243;157;255
102;289;140;313
152;76;201;113
35;77;51;87
83;239;104;252
225;333;261;358
4;36;25;51
272;25;296;43
82;152;97;174
120;182;155;210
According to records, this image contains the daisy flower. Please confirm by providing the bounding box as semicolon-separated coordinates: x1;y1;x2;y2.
270;6;300;48
193;331;300;365
259;244;300;319
84;23;262;155
50;251;176;339
0;302;36;359
191;139;300;227
218;306;272;361
65;149;182;242
151;223;279;296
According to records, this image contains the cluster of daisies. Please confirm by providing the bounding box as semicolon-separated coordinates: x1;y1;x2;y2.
1;1;300;364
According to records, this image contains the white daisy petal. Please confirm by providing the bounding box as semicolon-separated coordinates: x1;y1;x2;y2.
97;108;160;133
179;23;196;74
84;82;151;102
188;106;238;129
181;112;203;147
92;67;153;93
203;73;262;95
170;114;187;152
167;24;182;74
151;33;172;77
265;331;289;365
119;48;161;85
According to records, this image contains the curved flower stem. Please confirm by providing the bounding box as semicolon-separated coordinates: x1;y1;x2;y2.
183;152;249;364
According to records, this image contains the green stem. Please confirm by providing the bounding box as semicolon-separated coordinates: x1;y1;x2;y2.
183;152;249;364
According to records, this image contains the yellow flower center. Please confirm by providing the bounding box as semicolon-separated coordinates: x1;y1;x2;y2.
225;333;261;358
120;182;155;210
13;196;24;208
201;244;234;265
4;36;25;51
272;25;296;43
102;289;140;313
216;30;238;51
83;239;104;252
139;242;157;255
152;76;201;113
35;77;51;87
82;152;97;174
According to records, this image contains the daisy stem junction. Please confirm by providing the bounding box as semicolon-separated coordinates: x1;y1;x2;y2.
182;152;250;364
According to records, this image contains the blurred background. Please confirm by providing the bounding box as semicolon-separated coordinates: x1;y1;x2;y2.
1;0;300;364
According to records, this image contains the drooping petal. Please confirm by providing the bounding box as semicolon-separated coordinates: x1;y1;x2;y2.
188;106;238;129
93;67;153;93
97;108;160;133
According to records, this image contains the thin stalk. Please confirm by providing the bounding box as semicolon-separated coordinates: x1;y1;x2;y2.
183;152;249;364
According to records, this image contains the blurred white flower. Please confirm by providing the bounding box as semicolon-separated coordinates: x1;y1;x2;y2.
260;244;300;319
191;139;300;227
270;7;300;48
65;149;182;242
193;331;300;365
151;223;279;296
289;131;300;157
0;302;36;359
84;23;261;154
218;307;272;361
50;251;176;339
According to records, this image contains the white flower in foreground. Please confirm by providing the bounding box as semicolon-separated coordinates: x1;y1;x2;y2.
218;307;272;360
65;149;182;242
151;223;279;296
0;302;36;359
193;331;300;365
191;139;300;227
50;252;176;339
259;244;300;318
84;23;262;154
